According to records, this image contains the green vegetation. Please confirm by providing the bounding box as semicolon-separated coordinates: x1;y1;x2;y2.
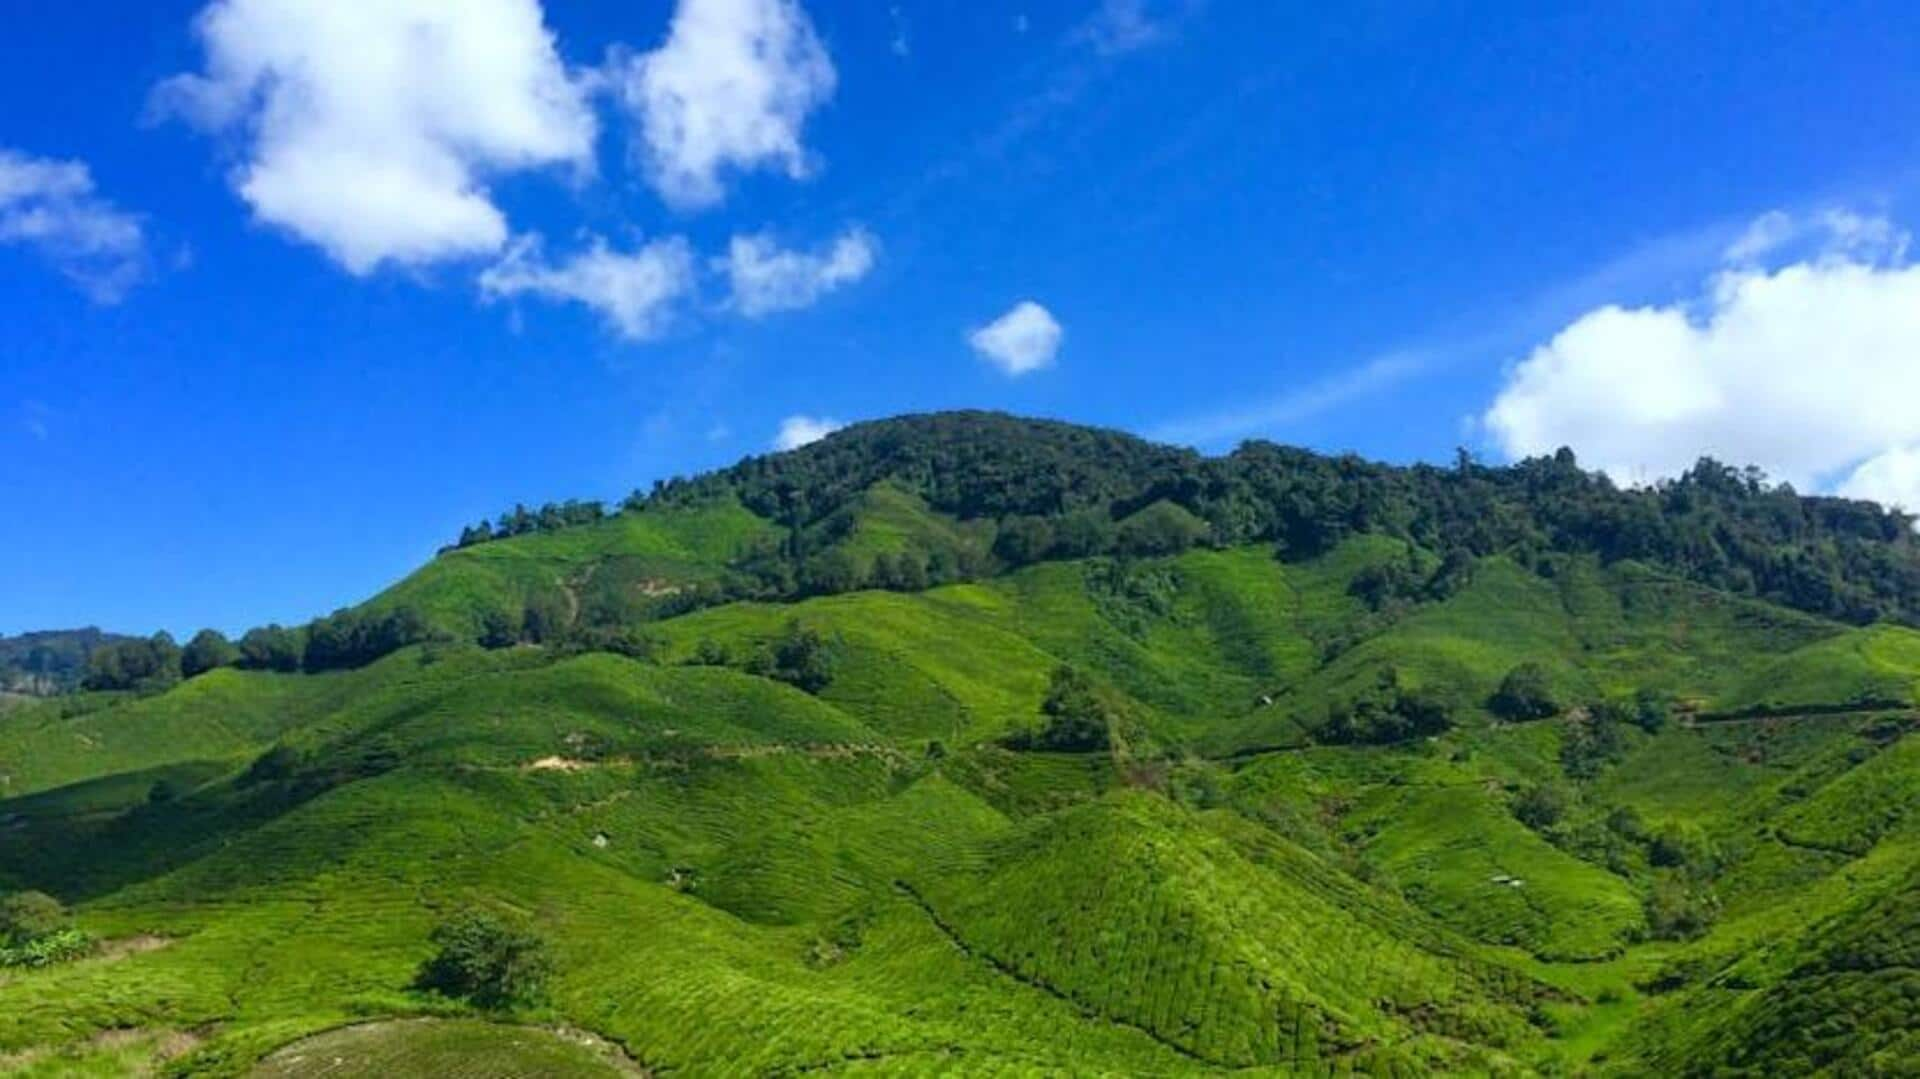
415;909;553;1009
0;412;1916;1075
0;628;135;700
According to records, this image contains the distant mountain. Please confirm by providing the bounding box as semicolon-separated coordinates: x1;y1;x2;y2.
0;627;134;700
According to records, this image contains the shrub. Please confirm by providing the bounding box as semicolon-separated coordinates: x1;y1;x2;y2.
1007;666;1114;752
415;908;552;1009
1513;783;1571;830
478;609;520;649
0;891;68;944
1633;688;1672;733
1645;878;1720;940
558;625;656;661
1490;662;1559;721
0;927;93;968
1318;669;1455;745
770;622;838;694
1560;710;1631;779
520;594;572;645
1648;822;1719;874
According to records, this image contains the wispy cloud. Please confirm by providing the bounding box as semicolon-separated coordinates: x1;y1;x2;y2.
1151;351;1429;447
1074;0;1169;56
479;233;696;340
0;149;146;302
18;400;53;441
719;227;876;317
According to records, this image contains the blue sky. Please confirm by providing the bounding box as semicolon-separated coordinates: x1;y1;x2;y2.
8;0;1920;637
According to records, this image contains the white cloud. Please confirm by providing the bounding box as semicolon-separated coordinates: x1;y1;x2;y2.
1484;210;1920;502
616;0;836;210
720;227;874;316
0;149;145;302
154;0;596;273
773;414;843;450
479;234;695;340
968;300;1063;375
1076;0;1167;55
1838;446;1920;513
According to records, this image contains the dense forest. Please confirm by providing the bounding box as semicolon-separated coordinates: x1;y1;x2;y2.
639;412;1920;624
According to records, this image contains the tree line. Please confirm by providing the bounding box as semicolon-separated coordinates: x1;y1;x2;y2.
81;605;442;691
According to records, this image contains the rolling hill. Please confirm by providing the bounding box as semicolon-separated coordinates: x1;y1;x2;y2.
0;412;1915;1075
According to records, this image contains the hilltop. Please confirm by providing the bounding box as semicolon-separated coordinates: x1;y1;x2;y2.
0;412;1914;1075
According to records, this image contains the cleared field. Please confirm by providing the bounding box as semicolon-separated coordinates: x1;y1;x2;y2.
250;1019;642;1078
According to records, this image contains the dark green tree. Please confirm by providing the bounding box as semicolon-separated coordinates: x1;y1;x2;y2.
1016;665;1112;752
1490;662;1560;721
237;625;304;672
180;629;238;678
414;908;552;1009
1513;783;1570;830
771;622;838;693
1115;501;1209;557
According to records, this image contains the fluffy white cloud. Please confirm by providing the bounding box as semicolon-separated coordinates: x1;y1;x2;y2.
969;300;1063;376
720;227;874;316
154;0;596;273
772;414;843;451
0;149;145;302
617;0;836;210
1484;212;1920;503
479;234;695;340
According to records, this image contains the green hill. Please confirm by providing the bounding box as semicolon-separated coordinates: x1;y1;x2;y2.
1;412;1916;1075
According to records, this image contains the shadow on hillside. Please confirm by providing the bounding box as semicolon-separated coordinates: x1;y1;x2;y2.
0;769;340;902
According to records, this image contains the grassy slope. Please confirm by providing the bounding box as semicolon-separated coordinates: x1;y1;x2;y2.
366;500;780;636
0;531;1915;1074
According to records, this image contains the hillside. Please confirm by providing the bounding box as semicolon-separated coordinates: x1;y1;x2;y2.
0;413;1915;1075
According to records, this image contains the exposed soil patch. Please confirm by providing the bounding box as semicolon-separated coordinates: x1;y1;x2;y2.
249;1017;649;1078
